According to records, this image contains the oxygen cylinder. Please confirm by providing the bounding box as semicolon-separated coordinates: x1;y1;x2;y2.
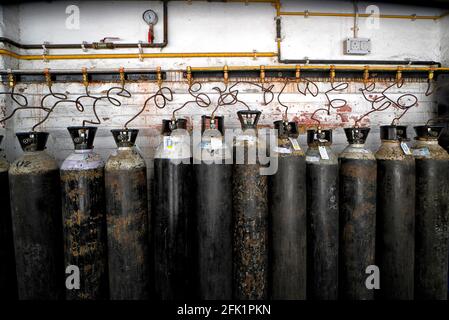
376;125;415;300
61;126;108;300
305;128;338;300
339;127;376;300
9;132;63;299
412;125;449;300
193;115;232;299
269;120;306;300
153;118;193;300
105;129;150;300
0;135;17;298
232;110;268;300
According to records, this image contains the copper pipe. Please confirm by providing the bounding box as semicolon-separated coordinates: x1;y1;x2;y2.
279;11;444;20
0;1;168;50
0;49;276;61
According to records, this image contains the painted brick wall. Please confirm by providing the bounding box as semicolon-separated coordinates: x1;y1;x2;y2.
0;0;446;174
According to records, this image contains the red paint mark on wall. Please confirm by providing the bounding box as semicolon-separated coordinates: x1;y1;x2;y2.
337;105;352;113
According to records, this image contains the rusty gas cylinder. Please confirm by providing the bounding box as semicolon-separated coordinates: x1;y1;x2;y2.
269;120;306;300
61;126;108;300
232;110;268;300
193;116;233;299
105;129;150;300
0;135;17;299
152;118;193;300
339;127;376;300
305;128;339;300
376;125;415;300
9;132;64;299
412;125;449;300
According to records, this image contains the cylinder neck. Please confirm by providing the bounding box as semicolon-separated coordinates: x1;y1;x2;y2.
74;149;93;154
416;138;439;145
381;140;401;145
348;143;365;148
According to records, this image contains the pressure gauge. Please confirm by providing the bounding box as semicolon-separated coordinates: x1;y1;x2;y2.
143;9;158;26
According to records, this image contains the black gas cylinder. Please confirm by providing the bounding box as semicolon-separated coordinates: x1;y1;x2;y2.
376;125;415;300
9;131;64;299
339;127;376;300
61;126;108;300
412;125;449;300
305;128;339;300
152;118;193;300
105;129;150;300
269;120;306;300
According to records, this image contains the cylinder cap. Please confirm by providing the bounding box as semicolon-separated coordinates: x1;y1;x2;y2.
307;129;332;145
380;125;408;141
274;120;299;138
414;125;443;140
0;135;3;147
162;118;187;134
201;115;224;135
237;110;261;129
344;127;370;144
67;126;97;150
16;131;49;152
111;129;139;147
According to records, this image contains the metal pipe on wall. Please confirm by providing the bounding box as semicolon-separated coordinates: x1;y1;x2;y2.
0;0;168;50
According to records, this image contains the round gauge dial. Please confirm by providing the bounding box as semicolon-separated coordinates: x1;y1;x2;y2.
143;9;158;25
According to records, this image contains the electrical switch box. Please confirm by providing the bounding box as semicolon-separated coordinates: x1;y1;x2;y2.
344;38;371;55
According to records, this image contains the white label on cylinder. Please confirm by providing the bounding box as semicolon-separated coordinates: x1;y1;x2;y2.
273;147;292;154
412;147;430;157
288;137;301;151
164;136;173;150
306;156;320;162
400;142;411;155
318;146;330;160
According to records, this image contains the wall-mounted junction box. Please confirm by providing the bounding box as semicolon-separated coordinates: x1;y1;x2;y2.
344;38;371;55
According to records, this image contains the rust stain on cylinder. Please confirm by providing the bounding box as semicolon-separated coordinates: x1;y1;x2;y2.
233;163;268;300
61;167;108;300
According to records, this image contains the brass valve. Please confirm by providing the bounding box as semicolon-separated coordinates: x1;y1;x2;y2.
44;68;52;88
82;67;89;87
119;67;126;87
396;66;403;82
428;68;434;81
156;66;162;88
363;66;369;83
223;65;229;85
186;66;192;86
260;65;265;83
7;73;15;88
330;65;336;83
295;65;301;83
